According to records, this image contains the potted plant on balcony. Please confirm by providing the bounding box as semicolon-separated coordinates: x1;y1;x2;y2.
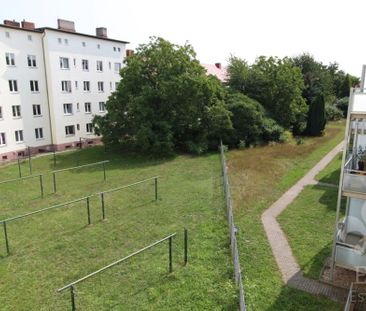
357;146;366;171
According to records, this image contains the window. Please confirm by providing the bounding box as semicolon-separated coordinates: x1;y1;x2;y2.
83;81;90;92
114;62;121;73
27;35;32;41
86;123;93;133
60;57;70;69
82;42;86;47
84;102;91;113
97;81;104;92
76;124;80;131
118;47;121;52
113;47;116;52
82;59;89;71
12;105;21;117
5;53;15;66
61;81;72;93
27;55;37;67
5;32;10;38
75;81;78;90
108;62;111;70
115;82;119;89
65;125;75;136
30;80;39;92
76;103;80;111
9;80;18;92
32;104;42;116
58;38;62;44
64;38;68;45
96;60;103;72
63;103;73;115
0;107;2;119
35;128;44;139
0;133;6;146
110;81;113;91
73;58;76;67
99;102;106;112
15;130;23;142
97;44;100;49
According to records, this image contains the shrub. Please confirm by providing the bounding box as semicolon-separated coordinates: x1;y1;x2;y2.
325;102;343;121
261;118;285;142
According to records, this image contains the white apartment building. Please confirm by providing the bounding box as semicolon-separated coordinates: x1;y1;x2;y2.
0;19;129;160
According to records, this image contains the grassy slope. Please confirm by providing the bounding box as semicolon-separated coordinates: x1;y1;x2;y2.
0;149;236;310
278;186;344;280
316;153;342;185
227;121;345;311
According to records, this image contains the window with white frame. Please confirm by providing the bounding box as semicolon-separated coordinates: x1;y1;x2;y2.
64;38;68;45
96;60;103;72
82;59;89;71
76;124;80;131
5;53;15;66
35;127;44;139
27;35;32;41
5;32;10;38
15;130;23;142
0;106;2;119
9;80;18;92
114;62;121;72
108;62;111;70
27;55;37;67
30;80;39;92
58;38;62;44
12;105;21;117
118;47;121;52
115;82;119;89
73;58;76;67
82;42;86;47
97;81;104;92
63;103;73;115
61;80;72;93
75;81;78;90
97;44;100;49
110;81;112;91
84;102;91;113
60;57;70;69
99;102;106;112
0;133;6;145
83;81;90;92
32;104;41;116
65;125;75;136
86;123;93;133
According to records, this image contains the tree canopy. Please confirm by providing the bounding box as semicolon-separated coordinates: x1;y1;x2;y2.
93;37;232;155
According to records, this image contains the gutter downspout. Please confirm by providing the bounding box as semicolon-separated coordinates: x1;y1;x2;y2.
41;30;55;150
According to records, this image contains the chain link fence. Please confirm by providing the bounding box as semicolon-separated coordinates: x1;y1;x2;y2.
219;141;246;311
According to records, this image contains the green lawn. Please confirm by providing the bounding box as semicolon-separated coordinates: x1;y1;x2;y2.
227;121;345;311
316;152;342;185
0;148;237;310
278;185;345;280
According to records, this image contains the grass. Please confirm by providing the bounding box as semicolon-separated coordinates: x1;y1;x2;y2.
227;120;345;311
0;148;237;310
315;152;342;185
278;185;345;279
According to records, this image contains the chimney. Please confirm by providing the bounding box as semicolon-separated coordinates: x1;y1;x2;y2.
21;20;35;30
96;27;107;38
4;20;20;28
57;19;75;32
215;63;222;69
126;49;134;57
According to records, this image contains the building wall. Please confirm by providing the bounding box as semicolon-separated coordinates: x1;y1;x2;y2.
0;27;52;160
0;24;127;159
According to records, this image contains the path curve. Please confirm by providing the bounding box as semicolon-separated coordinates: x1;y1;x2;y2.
261;141;347;302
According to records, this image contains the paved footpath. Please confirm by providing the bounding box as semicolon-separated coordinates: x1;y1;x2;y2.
261;141;347;302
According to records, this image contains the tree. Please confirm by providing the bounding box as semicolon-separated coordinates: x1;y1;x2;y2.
93;37;232;155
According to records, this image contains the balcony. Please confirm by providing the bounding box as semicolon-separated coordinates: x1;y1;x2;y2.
342;155;366;197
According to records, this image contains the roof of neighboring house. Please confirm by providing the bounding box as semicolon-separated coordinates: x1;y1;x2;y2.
201;63;228;82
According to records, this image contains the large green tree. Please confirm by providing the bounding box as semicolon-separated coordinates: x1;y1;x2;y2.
93;37;232;155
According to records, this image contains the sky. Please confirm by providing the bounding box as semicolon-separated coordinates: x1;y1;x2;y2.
2;0;365;76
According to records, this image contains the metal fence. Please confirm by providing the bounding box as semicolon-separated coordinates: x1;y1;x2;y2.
219;141;246;311
0;176;159;256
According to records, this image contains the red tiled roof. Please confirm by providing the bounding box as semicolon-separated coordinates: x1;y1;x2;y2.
201;63;228;82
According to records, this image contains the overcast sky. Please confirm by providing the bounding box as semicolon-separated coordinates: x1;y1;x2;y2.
2;0;365;76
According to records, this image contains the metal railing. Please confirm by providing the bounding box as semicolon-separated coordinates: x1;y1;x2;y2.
57;231;188;311
219;141;246;311
0;176;159;255
0;160;109;198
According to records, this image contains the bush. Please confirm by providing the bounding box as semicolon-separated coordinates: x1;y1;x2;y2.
261;118;285;142
325;102;343;121
336;97;349;117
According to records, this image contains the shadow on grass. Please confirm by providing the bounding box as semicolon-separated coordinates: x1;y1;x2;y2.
318;167;341;185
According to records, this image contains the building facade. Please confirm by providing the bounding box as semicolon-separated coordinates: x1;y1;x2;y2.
0;19;128;160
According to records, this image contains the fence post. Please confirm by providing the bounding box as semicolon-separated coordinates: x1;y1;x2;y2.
100;192;105;220
86;197;91;225
28;146;32;175
3;221;10;255
39;175;44;198
184;228;188;265
17;158;22;178
70;285;76;311
53;149;56;168
154;177;158;201
53;172;57;193
102;162;106;181
169;236;173;273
